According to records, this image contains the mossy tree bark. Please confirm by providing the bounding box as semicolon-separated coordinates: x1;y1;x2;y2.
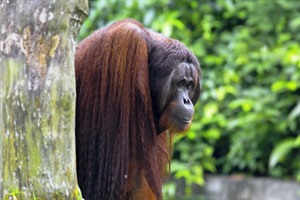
0;0;88;199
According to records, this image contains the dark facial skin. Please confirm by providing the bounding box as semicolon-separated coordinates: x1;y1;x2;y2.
157;62;200;133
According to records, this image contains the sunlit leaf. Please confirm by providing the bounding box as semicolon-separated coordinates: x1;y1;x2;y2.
269;138;295;169
288;100;300;121
271;81;298;92
295;136;300;146
202;128;221;140
203;102;218;119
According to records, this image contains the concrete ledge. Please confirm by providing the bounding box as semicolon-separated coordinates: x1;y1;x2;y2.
201;175;300;200
173;175;300;200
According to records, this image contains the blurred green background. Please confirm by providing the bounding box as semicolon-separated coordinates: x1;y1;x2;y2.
78;0;300;198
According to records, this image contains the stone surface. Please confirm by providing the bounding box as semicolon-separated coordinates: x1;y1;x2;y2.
173;175;300;200
201;175;300;200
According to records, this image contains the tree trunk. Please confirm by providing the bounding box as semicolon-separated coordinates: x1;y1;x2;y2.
0;0;88;199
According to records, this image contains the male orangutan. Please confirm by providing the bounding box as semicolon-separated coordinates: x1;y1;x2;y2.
75;19;201;200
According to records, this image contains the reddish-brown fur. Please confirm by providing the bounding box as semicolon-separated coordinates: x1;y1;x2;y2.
75;19;200;200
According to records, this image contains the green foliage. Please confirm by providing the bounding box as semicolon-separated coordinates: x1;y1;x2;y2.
78;0;300;197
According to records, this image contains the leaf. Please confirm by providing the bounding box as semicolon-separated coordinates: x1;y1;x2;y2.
143;9;155;25
228;99;254;112
203;102;218;119
294;136;300;146
162;23;173;37
288;100;300;121
269;138;295;169
163;182;176;198
271;81;298;92
202;128;221;140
